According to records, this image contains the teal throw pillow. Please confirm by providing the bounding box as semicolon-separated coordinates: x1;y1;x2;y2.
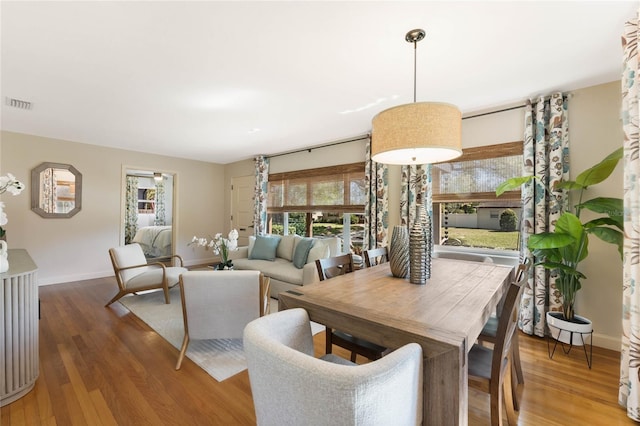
293;238;314;269
249;235;281;261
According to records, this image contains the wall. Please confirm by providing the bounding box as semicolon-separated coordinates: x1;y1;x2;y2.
569;81;624;350
0;131;225;285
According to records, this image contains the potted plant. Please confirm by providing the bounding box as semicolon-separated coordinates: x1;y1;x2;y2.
496;148;624;342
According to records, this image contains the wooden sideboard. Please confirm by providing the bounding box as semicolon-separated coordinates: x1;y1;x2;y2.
1;249;39;407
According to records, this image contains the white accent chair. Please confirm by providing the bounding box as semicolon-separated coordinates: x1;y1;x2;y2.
106;243;187;307
175;270;270;370
243;308;424;426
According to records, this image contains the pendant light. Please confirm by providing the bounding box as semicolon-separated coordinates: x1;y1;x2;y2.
371;29;462;165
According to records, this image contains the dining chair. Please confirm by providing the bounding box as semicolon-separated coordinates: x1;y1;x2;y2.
244;307;424;426
363;246;389;267
316;254;389;362
468;263;528;426
477;258;531;409
106;243;187;307
175;270;270;369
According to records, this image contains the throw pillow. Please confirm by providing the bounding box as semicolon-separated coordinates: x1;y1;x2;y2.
292;238;314;269
307;241;330;264
249;235;281;261
276;235;296;261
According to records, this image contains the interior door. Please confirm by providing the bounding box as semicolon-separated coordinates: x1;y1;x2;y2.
231;175;255;247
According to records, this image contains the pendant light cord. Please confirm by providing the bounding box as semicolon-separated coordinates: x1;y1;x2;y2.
413;39;417;103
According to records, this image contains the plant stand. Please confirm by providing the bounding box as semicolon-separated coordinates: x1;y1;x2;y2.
546;311;593;369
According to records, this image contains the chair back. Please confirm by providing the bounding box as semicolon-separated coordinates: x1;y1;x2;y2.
109;243;149;286
492;265;528;372
363;246;389;267
315;253;354;281
244;308;424;426
179;270;264;340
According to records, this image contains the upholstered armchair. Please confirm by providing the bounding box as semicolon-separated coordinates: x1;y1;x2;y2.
106;243;187;307
175;270;270;370
243;308;424;426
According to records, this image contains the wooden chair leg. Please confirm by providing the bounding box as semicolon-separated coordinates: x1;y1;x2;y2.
513;332;525;384
325;327;333;354
503;358;518;425
350;351;357;363
163;283;171;304
175;334;190;370
105;290;127;307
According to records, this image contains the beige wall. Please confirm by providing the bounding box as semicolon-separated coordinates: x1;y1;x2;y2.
0;131;225;284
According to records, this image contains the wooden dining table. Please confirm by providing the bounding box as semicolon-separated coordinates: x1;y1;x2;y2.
278;257;515;425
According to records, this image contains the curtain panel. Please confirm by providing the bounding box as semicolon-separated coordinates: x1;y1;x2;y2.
619;10;640;421
254;156;269;236
125;176;139;244
400;165;432;230
364;139;390;250
154;180;166;226
518;93;569;337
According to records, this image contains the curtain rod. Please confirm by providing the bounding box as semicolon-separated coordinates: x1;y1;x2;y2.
266;134;371;159
463;93;572;120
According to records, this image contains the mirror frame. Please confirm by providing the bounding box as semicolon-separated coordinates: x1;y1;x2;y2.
31;162;82;218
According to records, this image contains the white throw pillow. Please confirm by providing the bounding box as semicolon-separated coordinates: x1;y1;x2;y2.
276;235;296;261
307;241;330;264
248;236;256;258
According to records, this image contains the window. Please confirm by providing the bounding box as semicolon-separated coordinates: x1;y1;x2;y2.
432;142;523;251
267;162;366;254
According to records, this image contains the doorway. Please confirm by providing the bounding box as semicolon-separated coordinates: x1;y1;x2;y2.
231;175;254;247
122;168;176;261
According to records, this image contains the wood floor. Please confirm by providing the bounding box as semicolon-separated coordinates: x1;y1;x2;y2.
0;276;635;425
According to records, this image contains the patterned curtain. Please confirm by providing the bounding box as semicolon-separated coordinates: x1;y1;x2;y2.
125;176;139;244
518;93;569;337
400;164;432;230
40;168;56;213
364;139;390;249
254;156;269;236
154;179;166;226
619;11;640;421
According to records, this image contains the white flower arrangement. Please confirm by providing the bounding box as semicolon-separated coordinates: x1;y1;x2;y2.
0;173;25;238
191;229;239;270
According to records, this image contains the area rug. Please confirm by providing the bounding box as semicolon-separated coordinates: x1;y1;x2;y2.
118;286;323;382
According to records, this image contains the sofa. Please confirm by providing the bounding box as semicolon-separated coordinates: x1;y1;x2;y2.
229;234;341;299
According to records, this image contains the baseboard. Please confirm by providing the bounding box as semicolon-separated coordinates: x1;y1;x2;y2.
38;270;114;286
592;332;621;352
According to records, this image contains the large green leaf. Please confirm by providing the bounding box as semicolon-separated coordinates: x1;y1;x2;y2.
578;197;623;218
555;213;584;242
528;232;575;250
574;147;623;188
495;176;535;197
589;227;624;259
584;217;624;231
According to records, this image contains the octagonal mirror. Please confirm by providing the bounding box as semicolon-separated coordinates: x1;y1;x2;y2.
31;162;82;218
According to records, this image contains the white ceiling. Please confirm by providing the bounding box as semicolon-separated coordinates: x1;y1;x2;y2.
1;1;637;164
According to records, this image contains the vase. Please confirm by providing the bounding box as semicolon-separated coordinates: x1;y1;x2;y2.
409;203;431;285
0;240;8;273
389;226;409;278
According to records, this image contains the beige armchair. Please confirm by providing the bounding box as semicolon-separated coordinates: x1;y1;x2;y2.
244;307;423;426
175;270;270;370
106;243;187;307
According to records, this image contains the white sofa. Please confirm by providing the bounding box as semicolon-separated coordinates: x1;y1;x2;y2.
229;234;341;299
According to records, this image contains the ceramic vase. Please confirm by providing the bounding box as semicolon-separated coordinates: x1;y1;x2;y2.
0;240;8;273
410;203;430;285
389;225;409;278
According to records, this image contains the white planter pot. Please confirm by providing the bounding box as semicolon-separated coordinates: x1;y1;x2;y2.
546;311;592;346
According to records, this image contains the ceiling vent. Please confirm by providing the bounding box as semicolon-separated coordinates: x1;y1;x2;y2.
6;97;32;110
